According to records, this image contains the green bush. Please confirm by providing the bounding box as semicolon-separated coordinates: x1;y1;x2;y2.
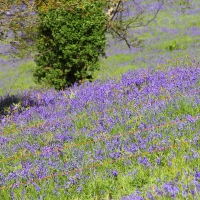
166;41;179;51
33;1;107;90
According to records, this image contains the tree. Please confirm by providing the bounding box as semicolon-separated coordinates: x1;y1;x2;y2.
33;0;107;89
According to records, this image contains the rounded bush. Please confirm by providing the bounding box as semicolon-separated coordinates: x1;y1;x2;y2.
33;1;107;90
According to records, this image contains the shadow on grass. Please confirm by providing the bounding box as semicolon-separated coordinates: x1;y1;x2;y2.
0;88;55;120
0;94;23;119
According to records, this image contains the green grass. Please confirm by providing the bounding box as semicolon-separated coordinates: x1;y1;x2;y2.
94;7;200;80
97;54;138;80
0;60;40;96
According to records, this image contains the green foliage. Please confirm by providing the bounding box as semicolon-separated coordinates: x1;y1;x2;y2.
33;1;107;90
165;40;186;52
166;41;179;51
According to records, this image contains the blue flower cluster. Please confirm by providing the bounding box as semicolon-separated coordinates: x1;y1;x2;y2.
0;65;199;199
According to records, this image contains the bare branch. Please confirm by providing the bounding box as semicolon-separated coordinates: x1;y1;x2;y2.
131;2;163;29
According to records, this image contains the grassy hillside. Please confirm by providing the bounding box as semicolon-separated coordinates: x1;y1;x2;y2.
0;64;200;199
1;0;200;96
0;1;200;199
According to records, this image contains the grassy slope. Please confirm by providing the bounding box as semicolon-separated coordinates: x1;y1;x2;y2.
0;78;199;199
0;2;200;199
1;2;200;96
98;7;200;79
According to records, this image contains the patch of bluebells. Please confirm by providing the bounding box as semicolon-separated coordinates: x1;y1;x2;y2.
0;65;199;198
1;65;200;124
0;67;199;157
122;170;200;199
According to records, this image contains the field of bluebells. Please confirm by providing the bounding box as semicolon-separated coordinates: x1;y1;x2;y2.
0;64;200;199
0;0;200;200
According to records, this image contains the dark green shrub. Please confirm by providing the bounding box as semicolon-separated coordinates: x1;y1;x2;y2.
33;1;107;90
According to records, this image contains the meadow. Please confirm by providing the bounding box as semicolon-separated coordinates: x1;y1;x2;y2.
0;0;200;199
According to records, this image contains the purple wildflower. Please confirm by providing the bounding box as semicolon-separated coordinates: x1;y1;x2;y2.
162;182;179;198
112;169;118;177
